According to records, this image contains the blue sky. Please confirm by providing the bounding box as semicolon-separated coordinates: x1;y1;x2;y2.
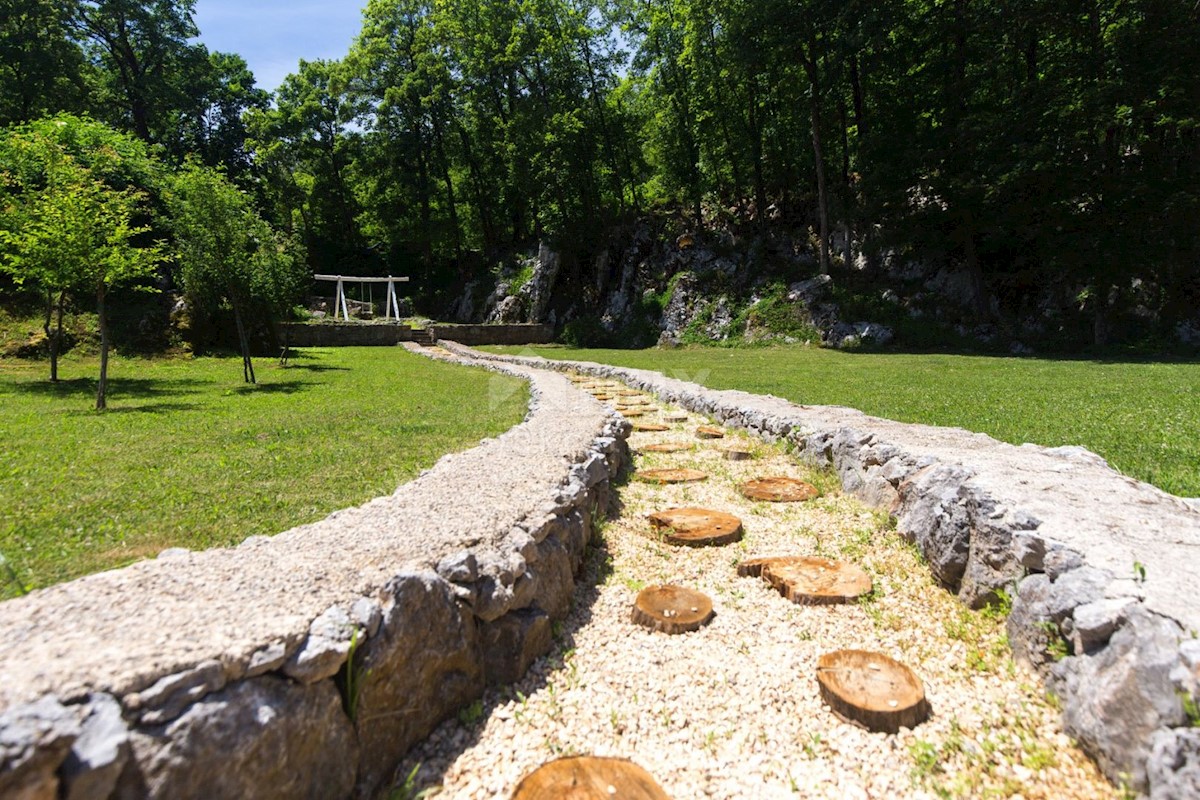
193;0;367;92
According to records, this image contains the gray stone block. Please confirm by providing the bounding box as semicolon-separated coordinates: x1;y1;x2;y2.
126;661;226;726
1050;606;1186;790
481;609;553;685
60;694;129;800
353;573;483;796
117;676;355;800
284;606;356;684
0;696;79;800
896;463;975;589
1148;728;1200;800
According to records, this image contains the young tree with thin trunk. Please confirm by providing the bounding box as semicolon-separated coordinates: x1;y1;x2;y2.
166;161;304;383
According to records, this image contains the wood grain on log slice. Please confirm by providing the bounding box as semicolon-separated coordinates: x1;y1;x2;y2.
738;556;872;604
816;650;930;733
633;422;670;432
640;442;693;453
648;507;743;547
695;425;725;439
721;447;754;461
631;585;714;634
637;468;708;484
739;477;820;502
512;756;670;800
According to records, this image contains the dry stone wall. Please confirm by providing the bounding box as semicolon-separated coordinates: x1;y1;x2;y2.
451;342;1200;799
0;345;630;800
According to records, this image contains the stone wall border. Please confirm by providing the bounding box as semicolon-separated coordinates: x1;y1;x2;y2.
0;344;629;799
449;342;1200;798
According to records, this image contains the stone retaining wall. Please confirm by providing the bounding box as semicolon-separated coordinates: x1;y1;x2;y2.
278;322;414;347
448;342;1200;798
428;324;554;346
0;346;630;800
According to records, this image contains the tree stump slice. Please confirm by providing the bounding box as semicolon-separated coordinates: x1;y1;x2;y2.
695;425;725;439
512;756;670;799
742;556;872;604
622;410;647;418
617;389;644;397
816;650;930;733
640;443;693;453
663;413;689;422
631;585;714;634
637;468;708;484
739;477;820;502
592;394;613;401
633;422;670;432
648;507;743;547
721;447;754;461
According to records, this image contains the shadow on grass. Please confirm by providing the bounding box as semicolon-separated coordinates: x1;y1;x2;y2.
66;402;203;416
229;380;313;396
281;363;352;373
5;377;206;400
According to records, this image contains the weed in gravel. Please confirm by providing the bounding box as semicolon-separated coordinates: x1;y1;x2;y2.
456;699;484;726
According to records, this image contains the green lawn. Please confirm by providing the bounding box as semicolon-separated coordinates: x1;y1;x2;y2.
487;345;1200;497
0;347;526;597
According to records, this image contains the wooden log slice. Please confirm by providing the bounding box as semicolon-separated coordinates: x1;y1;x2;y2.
739;477;820;502
617;389;644;397
631;585;715;634
761;556;872;604
816;650;930;733
512;756;670;800
592;394;613;401
663;413;689;423
637;468;708;484
721;447;754;461
640;442;693;453
633;422;670;432
621;410;647;418
695;425;726;439
648;507;743;547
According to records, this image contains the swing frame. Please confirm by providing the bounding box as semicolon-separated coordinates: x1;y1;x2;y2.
312;275;410;321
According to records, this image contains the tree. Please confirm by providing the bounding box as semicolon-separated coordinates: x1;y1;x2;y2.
0;115;166;392
0;0;89;126
0;129;166;408
67;0;203;143
166;161;305;383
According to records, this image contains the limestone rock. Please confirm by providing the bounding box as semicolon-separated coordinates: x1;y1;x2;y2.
118;676;355;800
284;606;356;684
481;609;552;685
126;661;226;726
896;464;975;589
60;694;129;800
0;696;80;800
353;573;483;796
1147;728;1200;800
1050;606;1186;790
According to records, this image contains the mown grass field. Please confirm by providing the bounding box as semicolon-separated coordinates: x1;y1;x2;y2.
488;344;1200;497
0;347;526;598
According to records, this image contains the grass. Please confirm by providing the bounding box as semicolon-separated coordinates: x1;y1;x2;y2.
486;344;1200;496
0;347;527;598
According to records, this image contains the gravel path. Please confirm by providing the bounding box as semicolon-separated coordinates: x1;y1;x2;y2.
395;377;1117;799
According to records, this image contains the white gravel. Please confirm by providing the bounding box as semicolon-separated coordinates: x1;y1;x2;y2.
395;383;1118;800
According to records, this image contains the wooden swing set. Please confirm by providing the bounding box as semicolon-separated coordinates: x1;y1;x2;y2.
312;274;410;321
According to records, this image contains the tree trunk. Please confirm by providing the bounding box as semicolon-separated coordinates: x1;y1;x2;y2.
231;297;256;384
96;285;109;410
42;289;58;383
802;44;831;273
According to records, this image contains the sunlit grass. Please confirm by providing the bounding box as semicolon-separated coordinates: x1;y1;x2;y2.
486;344;1200;497
0;347;526;596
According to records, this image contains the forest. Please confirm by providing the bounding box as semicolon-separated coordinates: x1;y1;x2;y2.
2;0;1199;355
